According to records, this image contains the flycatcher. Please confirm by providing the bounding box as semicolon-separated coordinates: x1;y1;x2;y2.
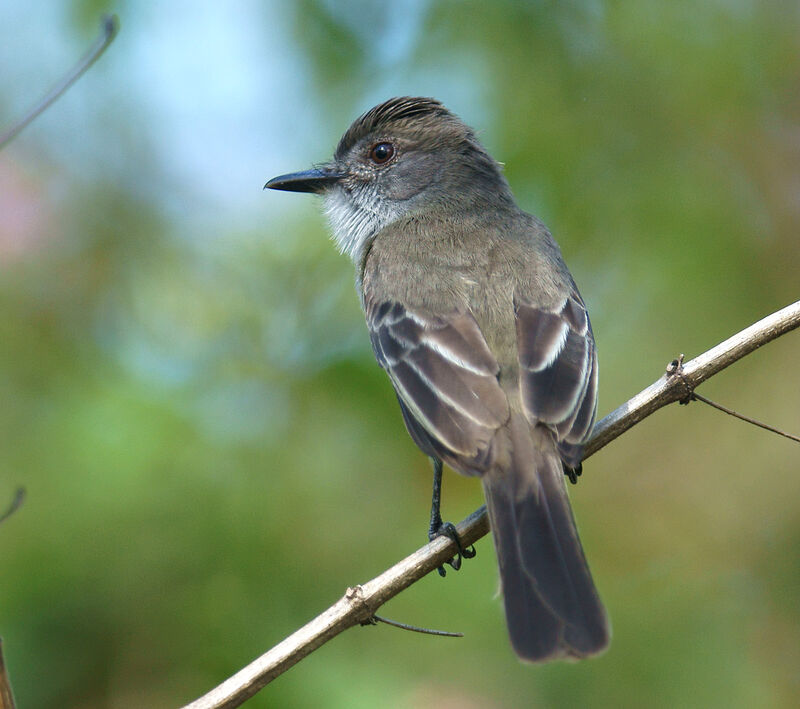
266;97;610;662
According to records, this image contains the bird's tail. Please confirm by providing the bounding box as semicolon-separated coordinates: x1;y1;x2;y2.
482;412;610;662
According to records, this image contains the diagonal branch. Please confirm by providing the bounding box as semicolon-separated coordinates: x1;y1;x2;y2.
584;299;800;457
0;489;25;527
182;299;800;709
0;15;118;150
0;638;17;709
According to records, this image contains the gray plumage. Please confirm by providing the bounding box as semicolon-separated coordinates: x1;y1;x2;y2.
266;96;610;662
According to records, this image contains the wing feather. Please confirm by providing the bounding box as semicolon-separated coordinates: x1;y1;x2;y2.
516;292;598;455
367;300;509;467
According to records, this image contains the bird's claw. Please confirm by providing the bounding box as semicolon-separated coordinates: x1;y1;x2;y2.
563;461;583;485
430;520;476;577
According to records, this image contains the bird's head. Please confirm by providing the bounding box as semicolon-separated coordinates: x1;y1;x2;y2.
265;96;510;260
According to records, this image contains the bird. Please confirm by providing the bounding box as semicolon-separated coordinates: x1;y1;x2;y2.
265;96;610;662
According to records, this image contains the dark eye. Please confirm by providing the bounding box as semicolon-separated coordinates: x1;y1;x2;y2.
369;142;395;164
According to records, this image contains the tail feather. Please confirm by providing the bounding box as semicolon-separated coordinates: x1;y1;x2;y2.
482;414;610;661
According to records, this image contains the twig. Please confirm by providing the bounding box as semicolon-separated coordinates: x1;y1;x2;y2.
665;353;799;441
690;392;800;443
182;299;800;709
0;489;25;526
0;638;16;709
584;300;800;458
365;615;463;637
182;511;489;709
0;491;25;709
0;15;119;150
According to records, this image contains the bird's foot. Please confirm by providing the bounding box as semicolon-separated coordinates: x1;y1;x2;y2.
563;461;583;485
429;520;476;577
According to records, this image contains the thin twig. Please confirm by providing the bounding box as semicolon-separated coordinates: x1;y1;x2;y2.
584;300;800;458
182;514;490;709
0;489;25;526
366;615;463;637
1;492;25;709
690;392;800;443
0;15;119;150
0;638;16;709
182;299;800;709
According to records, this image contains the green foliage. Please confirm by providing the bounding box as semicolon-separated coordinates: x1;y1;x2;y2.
1;2;799;707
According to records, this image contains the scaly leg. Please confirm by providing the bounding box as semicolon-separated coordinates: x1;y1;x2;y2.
427;456;476;577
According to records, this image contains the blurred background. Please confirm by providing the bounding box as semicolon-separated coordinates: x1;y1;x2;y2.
1;1;799;707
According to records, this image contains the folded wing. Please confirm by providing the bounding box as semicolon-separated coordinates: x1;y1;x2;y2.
515;291;598;466
366;300;509;473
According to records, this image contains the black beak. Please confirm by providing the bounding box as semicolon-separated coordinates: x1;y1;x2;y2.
264;167;343;194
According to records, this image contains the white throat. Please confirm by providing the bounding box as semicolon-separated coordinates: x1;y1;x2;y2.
323;185;400;263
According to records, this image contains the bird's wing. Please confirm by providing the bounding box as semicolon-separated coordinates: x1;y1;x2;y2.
514;290;598;464
366;300;509;467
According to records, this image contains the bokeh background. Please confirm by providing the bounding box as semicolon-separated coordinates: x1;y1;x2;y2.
1;2;799;707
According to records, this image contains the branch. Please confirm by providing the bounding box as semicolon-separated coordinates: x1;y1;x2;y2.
0;638;16;709
0;489;25;527
1;492;24;709
0;15;119;150
182;299;800;709
585;298;800;457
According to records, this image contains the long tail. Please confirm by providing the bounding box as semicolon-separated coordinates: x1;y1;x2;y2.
482;413;610;662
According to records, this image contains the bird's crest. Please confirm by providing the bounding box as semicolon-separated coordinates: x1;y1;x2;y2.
335;97;461;159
